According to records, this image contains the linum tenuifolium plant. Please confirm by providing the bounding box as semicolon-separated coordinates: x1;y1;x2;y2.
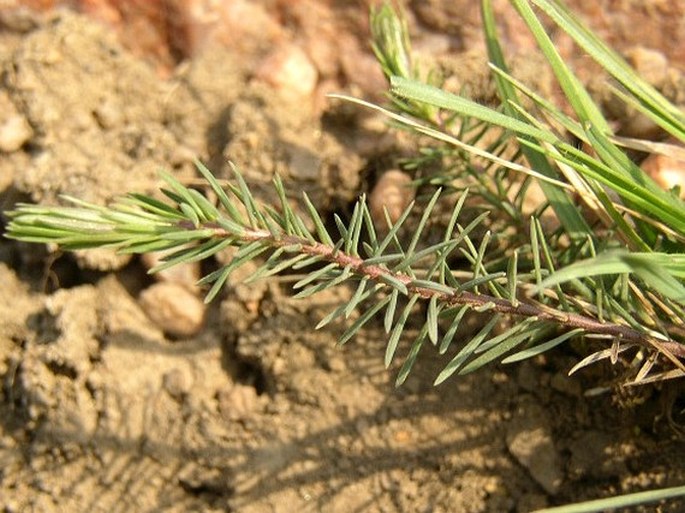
5;0;685;391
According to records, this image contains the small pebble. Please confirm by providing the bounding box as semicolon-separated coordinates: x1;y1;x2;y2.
369;170;414;227
641;143;685;197
506;401;563;495
254;43;318;101
0;114;32;152
139;282;205;338
217;384;260;421
93;98;123;129
626;46;669;88
163;368;191;399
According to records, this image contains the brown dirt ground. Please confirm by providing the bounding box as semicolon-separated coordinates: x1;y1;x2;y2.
1;1;685;512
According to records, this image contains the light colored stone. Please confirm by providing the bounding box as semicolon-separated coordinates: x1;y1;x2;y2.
163;368;192;399
641;141;685;197
254;43;318;102
0;114;32;152
626;46;669;88
506;400;563;495
217;383;261;421
139;282;205;338
369;170;414;227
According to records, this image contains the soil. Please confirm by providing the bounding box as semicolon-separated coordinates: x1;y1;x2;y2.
1;1;685;512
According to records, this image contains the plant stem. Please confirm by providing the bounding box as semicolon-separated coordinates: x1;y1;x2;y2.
202;221;685;360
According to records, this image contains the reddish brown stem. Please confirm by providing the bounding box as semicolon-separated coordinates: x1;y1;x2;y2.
208;224;685;361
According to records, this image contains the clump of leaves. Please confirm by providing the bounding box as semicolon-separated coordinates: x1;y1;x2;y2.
4;0;685;390
346;0;685;386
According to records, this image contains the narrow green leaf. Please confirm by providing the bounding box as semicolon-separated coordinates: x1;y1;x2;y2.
292;212;316;243
196;240;266;286
364;253;405;266
188;188;219;221
541;251;685;305
444;189;468;242
126;193;186;219
395;325;429;387
362;241;376;257
534;217;571;311
510;0;607;131
361;199;378;249
385;295;419;368
427;295;439;344
474;317;539;354
302;191;334;246
434;315;500;385
378;273;409;296
396;238;462;272
457;272;506;294
316;303;347;330
390;77;553;142
439;305;469;354
409;279;455;296
330;238;345;258
338;294;391;346
401;188;442;264
376;200;415;255
105;210;169;228
334;214;348;239
503;328;584;364
345;276;370;318
159;188;183;205
216;217;246;236
530;217;544;300
458;322;547;375
531;483;685;513
624;254;685;305
203;266;232;303
179;203;200;227
291;254;323;270
261;205;284;237
347;199;365;256
159;228;215;241
507;249;519;307
160;170;203;216
194;160;245;223
471;230;491;293
384;288;399;333
293;262;338;289
273;174;295;234
118;238;180;254
317;284;381;330
9;214;113;234
531;0;685;141
150;238;233;273
229;162;259;229
293;266;352;299
293;280;335;300
245;252;310;283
